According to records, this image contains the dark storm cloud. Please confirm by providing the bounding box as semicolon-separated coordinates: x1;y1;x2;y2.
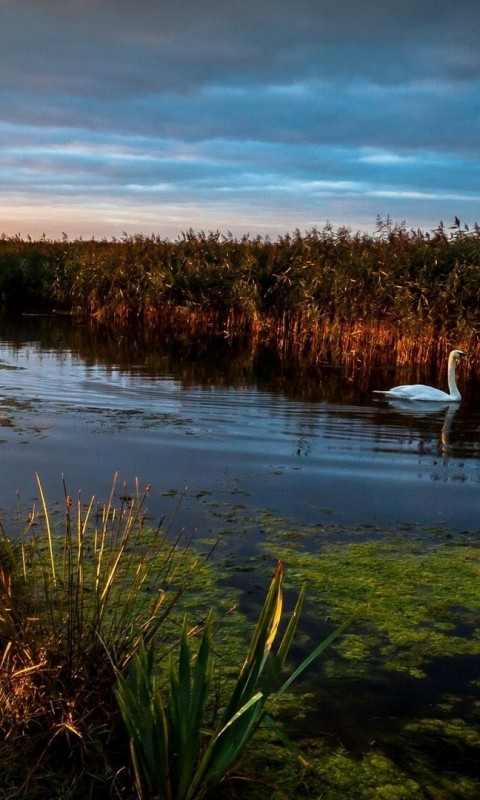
4;0;478;93
0;0;479;237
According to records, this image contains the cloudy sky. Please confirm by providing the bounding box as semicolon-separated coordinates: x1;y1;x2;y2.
1;0;479;240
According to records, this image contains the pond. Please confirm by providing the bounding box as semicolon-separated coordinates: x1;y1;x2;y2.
1;314;480;797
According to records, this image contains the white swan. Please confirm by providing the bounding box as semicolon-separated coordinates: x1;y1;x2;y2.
374;349;467;402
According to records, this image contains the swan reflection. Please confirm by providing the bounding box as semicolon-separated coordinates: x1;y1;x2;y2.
384;399;459;455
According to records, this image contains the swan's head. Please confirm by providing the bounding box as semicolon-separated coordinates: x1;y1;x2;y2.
450;349;467;362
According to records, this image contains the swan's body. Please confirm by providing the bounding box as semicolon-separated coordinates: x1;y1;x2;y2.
374;349;467;402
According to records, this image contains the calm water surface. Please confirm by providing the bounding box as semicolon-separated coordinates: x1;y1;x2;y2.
0;315;479;536
2;315;480;791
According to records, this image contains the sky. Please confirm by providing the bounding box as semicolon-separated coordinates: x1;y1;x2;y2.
1;0;479;241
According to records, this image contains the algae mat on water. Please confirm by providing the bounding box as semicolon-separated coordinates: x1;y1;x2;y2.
261;532;480;677
250;519;480;799
155;493;480;798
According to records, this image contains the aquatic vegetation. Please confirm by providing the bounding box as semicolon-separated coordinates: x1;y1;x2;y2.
0;474;225;797
176;496;480;799
0;470;479;798
2;219;480;369
205;511;480;800
243;740;425;799
216;714;480;799
260;525;480;677
115;561;352;800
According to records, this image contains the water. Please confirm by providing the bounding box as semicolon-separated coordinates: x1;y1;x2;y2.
1;315;479;536
2;315;480;792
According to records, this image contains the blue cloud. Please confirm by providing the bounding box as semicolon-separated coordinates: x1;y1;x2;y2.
0;0;479;238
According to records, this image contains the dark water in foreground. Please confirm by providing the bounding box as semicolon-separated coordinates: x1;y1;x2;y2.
1;315;480;793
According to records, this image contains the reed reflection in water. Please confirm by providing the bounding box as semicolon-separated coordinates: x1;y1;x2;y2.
0;315;479;536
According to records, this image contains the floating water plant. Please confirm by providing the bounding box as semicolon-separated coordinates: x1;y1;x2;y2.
260;524;480;678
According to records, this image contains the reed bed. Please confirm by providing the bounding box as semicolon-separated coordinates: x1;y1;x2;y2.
1;218;480;367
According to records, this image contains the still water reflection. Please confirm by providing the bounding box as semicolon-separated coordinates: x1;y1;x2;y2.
0;315;479;535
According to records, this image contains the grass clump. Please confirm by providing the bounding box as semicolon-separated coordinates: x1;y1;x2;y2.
0;473;205;798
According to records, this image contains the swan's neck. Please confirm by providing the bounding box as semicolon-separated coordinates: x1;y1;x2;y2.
447;356;461;398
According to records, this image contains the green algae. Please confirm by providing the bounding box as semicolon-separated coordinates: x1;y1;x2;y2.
191;496;480;677
257;520;480;678
221;732;477;800
191;503;480;799
85;489;480;800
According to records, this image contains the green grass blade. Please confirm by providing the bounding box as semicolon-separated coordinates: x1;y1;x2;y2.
221;561;284;721
169;616;214;799
35;473;56;586
261;581;307;697
186;692;265;800
115;640;170;795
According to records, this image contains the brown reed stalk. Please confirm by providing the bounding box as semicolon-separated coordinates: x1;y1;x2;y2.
0;474;203;797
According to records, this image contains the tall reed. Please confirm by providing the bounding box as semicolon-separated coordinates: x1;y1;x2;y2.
0;473;203;796
2;218;480;365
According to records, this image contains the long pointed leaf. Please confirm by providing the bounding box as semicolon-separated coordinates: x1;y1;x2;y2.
274;614;355;700
221;562;283;721
261;582;307;698
186;692;265;800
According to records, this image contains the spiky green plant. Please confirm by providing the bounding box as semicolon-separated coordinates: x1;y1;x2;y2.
116;561;353;800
